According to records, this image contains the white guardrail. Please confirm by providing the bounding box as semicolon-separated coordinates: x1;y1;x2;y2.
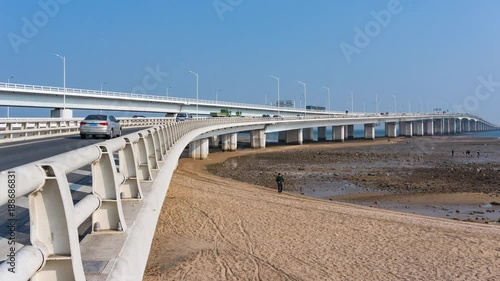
0;117;176;144
0;117;266;280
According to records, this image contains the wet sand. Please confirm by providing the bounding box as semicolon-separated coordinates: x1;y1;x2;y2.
144;137;500;280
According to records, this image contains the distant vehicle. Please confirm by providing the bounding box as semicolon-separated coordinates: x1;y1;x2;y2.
176;112;192;122
380;112;385;115
273;115;281;118
79;114;122;139
210;109;243;117
262;114;271;118
132;115;145;118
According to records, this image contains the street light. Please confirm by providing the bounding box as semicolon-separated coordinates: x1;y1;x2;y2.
166;85;171;97
216;89;222;103
298;81;306;116
189;70;199;118
7;76;13;118
55;54;66;109
270;75;280;115
349;89;354;113
100;81;107;94
323;86;331;117
392;95;396;114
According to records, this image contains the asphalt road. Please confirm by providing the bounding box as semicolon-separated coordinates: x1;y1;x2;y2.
0;128;142;171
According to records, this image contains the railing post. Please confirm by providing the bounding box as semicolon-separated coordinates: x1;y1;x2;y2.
91;145;127;233
152;127;164;163
145;129;159;169
29;164;86;281
135;132;153;181
118;137;143;200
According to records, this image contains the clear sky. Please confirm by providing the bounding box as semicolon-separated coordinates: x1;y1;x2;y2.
1;0;500;122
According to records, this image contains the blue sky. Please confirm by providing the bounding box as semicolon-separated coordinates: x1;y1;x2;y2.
1;0;500;121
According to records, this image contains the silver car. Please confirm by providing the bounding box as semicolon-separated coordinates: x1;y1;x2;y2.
79;114;122;139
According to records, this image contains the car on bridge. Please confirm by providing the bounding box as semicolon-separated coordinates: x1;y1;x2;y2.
175;112;193;122
79;114;122;139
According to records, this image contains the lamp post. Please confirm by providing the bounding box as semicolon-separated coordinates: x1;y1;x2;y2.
349;89;354;113
298;81;306;116
100;81;107;94
216;89;222;103
189;71;199;118
270;75;280;115
7;76;13;118
55;54;66;109
392;95;396;114
166;85;171;97
323;86;331;118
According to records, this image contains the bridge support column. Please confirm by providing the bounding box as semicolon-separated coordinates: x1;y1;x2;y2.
278;131;287;143
406;122;413;137
450;119;456;134
465;120;471;132
414;121;424;136
434;119;443;135
221;133;237;151
250;129;266;149
386;122;397;138
472;120;478;132
318;127;327;141
399;122;406;136
303;128;314;142
332;125;345;142
286;129;303;145
364;123;376;140
456;119;462;134
50;108;73;118
347;125;354;140
189;138;209;160
209;136;219;148
425;120;434;136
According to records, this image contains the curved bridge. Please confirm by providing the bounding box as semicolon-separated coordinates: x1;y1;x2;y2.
0;113;497;280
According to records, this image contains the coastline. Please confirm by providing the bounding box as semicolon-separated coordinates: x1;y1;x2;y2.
144;136;500;280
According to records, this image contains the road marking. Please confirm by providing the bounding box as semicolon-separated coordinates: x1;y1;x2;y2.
0;137;65;150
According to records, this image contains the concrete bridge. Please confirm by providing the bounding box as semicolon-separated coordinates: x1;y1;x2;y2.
0;88;498;280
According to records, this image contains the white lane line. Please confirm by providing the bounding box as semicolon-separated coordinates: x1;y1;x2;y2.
0;137;65;150
72;169;92;176
70;183;92;193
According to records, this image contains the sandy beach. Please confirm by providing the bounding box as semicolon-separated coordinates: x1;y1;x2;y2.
144;137;500;280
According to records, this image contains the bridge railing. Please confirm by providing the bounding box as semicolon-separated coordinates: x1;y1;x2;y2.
0;117;176;144
0;117;267;280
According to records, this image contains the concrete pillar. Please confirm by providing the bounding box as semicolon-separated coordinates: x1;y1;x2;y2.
406;122;413;137
303;128;314;142
50;108;73;118
286;129;303;145
412;121;421;136
386;122;397;138
250;129;266;149
364;123;376;140
455;119;461;134
209;136;219;148
473;120;477;132
425;120;434;136
221;133;237;151
347;125;354;140
434;119;443;135
278;131;287;143
189;138;209;160
332;125;345;142
450;119;456;134
318;127;327;141
465;120;470;132
399;122;406;136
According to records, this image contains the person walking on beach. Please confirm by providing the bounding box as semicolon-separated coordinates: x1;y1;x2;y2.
477;150;480;157
451;149;454;157
276;173;284;193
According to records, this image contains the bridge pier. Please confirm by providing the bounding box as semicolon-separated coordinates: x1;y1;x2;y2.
286;129;303;145
209;136;219;148
386;122;397;138
50;108;73;118
425;120;434;136
318;127;327;141
189;138;209;160
303;128;314;142
404;122;413;137
364;123;375;140
347;125;354;140
250;129;266;149
434;119;443;135
456;119;462;134
332;125;345;142
221;133;237;151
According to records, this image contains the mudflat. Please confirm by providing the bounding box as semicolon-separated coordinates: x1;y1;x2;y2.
144;137;500;280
